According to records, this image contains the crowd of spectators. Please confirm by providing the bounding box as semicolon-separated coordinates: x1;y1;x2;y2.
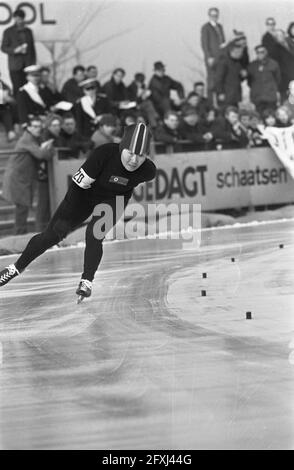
1;7;294;233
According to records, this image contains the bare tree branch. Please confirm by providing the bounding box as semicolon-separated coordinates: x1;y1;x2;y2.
56;0;111;62
58;26;137;66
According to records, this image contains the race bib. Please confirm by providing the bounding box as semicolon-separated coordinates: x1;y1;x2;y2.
72;168;95;189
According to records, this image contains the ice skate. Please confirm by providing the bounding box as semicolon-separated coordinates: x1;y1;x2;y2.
76;279;92;304
0;264;20;287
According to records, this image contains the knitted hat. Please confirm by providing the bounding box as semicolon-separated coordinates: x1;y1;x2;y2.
119;123;152;156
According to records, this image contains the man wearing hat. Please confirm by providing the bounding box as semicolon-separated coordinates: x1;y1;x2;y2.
149;61;184;118
91;113;118;148
17;65;48;125
0;123;156;302
179;107;212;149
1;9;36;96
74;78;111;138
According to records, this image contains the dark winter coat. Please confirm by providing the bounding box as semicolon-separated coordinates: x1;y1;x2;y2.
214;51;243;106
61;78;84;104
102;78;128;106
212;117;249;148
148;74;184;114
275;42;294;94
1;25;36;71
261;32;279;61
200;22;225;61
247;57;281;104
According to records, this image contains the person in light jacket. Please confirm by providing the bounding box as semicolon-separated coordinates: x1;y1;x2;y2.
2;117;54;234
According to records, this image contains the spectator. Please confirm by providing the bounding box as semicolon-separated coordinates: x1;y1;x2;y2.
193;81;211;114
200;7;226;103
148;61;184;117
61;65;85;104
239;109;251;131
36;115;63;231
0;71;17;141
215;43;244;109
223;31;249;71
102;68;130;114
127;73;159;128
287;22;294;52
213;106;249;148
59;114;91;157
247;45;281;113
178;108;213;148
39;67;63;111
1;8;36;96
42;114;63;146
86;65;101;91
262;108;277;127
91;114;118;148
274;29;294;101
154;111;183;151
2;116;54;234
283;80;294;122
248;111;265;147
275;105;292;127
262;17;278;60
74;78;111;138
201;107;223;140
17;65;47;126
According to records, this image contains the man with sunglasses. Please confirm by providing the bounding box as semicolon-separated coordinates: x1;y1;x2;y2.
0;123;156;303
74;78;111;139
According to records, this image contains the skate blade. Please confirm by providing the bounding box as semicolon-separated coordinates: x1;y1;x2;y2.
77;295;85;304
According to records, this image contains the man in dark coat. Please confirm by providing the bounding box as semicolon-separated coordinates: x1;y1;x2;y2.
247;45;281;113
178;108;213;150
102;68;129;116
59;114;92;158
1;9;36;96
154;110;184;152
61;65;85;104
2;116;54;234
201;7;226;102
74;78;111;139
127;72;159;128
274;29;294;101
212;106;249;149
16;65;48;126
148;62;184;118
215;43;244;109
39;66;63;111
261;18;279;60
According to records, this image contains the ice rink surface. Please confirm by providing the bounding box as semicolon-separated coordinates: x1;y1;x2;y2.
0;220;293;450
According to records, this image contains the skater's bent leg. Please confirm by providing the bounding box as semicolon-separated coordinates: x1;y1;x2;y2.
14;198;94;272
81;198;127;282
15;220;69;272
81;217;103;282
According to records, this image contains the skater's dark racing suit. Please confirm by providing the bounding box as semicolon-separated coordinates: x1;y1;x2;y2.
14;132;156;283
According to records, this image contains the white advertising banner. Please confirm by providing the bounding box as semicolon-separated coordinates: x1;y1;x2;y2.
48;147;294;215
260;126;294;180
